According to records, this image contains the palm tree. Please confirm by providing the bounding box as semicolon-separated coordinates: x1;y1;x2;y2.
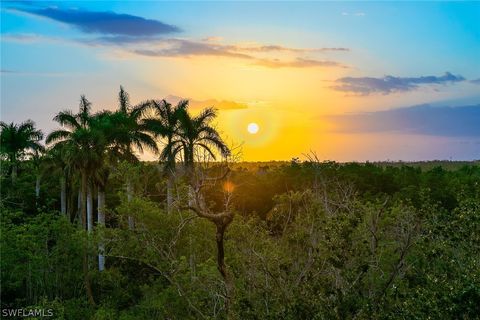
46;95;101;306
88;87;157;270
0;120;44;183
46;96;103;230
172;106;234;314
144;99;188;212
110;86;158;228
175;107;231;176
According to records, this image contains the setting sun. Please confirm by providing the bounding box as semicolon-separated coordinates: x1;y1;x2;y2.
247;122;259;134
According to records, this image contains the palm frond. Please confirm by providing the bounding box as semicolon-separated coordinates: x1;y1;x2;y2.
199;135;231;157
79;95;92;126
18;120;36;132
53;110;80;130
141;118;169;137
196;142;217;159
131;100;153;119
134;131;159;154
194;107;217;125
118;86;130;113
176;99;189;112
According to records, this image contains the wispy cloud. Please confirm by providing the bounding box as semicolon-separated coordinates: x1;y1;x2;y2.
255;57;345;69
1;33;44;43
331;72;465;95
133;39;253;59
325;104;480;137
230;44;349;54
164;95;249;110
81;36;349;55
470;78;480;84
16;7;180;36
4;32;347;69
131;38;346;68
202;36;224;42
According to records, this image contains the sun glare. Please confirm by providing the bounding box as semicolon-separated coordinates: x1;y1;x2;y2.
247;122;259;134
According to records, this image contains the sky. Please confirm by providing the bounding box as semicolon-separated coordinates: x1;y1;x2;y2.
1;0;479;161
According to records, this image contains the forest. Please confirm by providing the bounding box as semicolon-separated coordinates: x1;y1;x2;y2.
1;87;479;319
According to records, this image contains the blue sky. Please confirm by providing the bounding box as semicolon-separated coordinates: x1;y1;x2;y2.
1;1;479;161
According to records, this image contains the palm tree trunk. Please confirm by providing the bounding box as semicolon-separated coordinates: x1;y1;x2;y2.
186;159;195;207
87;184;93;233
11;162;18;184
77;189;82;226
60;176;67;215
126;179;134;229
35;174;41;198
166;172;174;213
80;170;95;306
81;172;87;230
97;187;106;271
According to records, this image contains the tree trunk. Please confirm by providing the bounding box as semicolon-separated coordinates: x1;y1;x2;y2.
77;189;82;226
81;172;87;230
35;175;41;198
186;158;206;209
68;182;76;223
60;176;67;215
80;170;95;306
216;223;234;318
11;162;17;184
87;184;93;233
126;179;134;229
35;175;41;208
186;160;195;207
97;187;106;271
166;172;174;213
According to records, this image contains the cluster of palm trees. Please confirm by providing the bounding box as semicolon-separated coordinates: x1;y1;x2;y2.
1;86;231;270
1;86;235;309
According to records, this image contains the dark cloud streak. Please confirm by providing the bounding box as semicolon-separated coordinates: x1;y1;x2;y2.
332;72;465;95
18;7;180;36
470;78;480;84
134;39;253;59
132;39;345;68
255;57;345;68
325;104;480;137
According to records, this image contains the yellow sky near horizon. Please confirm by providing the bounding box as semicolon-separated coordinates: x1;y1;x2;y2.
104;54;477;162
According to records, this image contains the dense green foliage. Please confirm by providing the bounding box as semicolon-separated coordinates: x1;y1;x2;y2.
2;157;479;319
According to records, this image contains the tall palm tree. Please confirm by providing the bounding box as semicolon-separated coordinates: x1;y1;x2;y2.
46;96;103;229
88;87;157;270
110;86;158;228
175;107;231;175
144;99;188;212
0;120;44;183
46;95;101;306
167;106;231;209
172;106;234;314
87;110;125;272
